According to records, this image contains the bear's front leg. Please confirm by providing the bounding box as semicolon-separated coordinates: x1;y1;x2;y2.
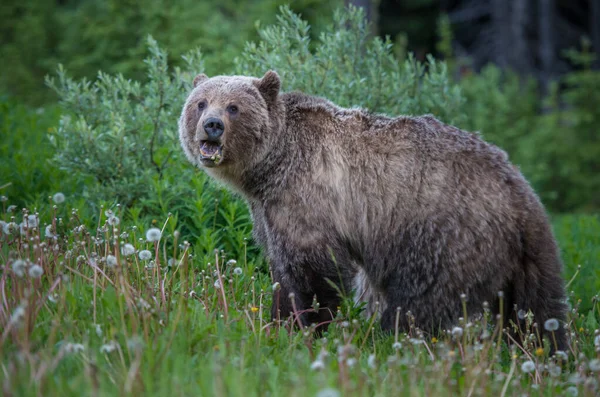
270;265;318;327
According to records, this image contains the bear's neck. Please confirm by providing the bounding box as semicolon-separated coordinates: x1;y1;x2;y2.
240;100;295;201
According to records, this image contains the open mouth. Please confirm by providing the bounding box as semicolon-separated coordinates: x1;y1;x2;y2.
199;141;223;165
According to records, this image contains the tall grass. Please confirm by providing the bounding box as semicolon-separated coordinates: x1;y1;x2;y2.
1;203;599;396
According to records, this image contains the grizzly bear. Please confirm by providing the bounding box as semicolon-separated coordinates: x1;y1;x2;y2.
179;71;568;350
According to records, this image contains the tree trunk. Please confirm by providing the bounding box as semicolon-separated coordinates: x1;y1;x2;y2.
491;0;509;68
538;0;555;90
592;0;600;69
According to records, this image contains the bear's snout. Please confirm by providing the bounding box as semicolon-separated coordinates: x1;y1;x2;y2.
203;117;224;141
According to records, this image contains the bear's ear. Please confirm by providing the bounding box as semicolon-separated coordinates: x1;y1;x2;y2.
193;74;208;88
255;70;280;108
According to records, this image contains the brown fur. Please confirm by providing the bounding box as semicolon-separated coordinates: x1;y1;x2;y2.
179;71;568;350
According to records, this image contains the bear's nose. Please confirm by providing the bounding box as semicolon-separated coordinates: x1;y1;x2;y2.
203;117;224;140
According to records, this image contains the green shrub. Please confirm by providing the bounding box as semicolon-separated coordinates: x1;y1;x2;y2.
0;97;64;208
237;6;465;125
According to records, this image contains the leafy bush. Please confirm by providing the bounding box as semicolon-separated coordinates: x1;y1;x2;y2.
458;46;600;212
0;97;64;208
237;6;465;125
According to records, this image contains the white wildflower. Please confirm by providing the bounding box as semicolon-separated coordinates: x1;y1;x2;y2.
521;360;536;373
45;225;55;239
3;221;17;234
138;250;152;261
555;350;568;360
63;343;85;354
12;259;27;277
26;214;38;228
315;388;340;397
548;363;561;377
100;341;118;354
233;267;243;275
106;255;117;268
566;386;579;396
310;359;325;371
146;227;162;242
544;318;560;331
392;341;402;350
10;306;26;325
127;336;144;351
121;243;135;256
52;193;65;204
452;326;464;339
368;354;376;369
28;264;44;279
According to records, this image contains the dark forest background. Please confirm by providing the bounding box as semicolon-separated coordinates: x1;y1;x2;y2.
0;0;599;213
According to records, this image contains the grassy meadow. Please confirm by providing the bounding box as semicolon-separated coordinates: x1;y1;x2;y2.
1;6;600;396
1;98;600;396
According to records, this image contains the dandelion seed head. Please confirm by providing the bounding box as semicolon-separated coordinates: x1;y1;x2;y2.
548;363;561;377
555;350;568;361
226;259;237;266
368;354;376;368
12;259;27;277
214;279;221;289
521;360;536;373
45;225;55;239
28;264;43;279
566;386;579;396
64;343;85;354
0;195;6;202
346;358;357;367
146;227;162;242
139;250;152;261
121;243;135;256
310;359;325;370
452;326;463;338
7;205;17;213
517;309;527;320
52;192;65;204
589;359;600;372
233;267;243;275
272;282;281;291
10;306;26;325
315;388;340;397
100;341;118;354
107;216;120;226
106;255;117;268
26;215;38;228
544;318;560;331
392;341;402;350
95;324;103;337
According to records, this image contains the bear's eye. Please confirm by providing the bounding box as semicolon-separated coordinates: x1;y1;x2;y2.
198;101;207;111
227;105;239;115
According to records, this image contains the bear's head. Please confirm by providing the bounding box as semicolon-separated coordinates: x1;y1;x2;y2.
178;71;281;181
